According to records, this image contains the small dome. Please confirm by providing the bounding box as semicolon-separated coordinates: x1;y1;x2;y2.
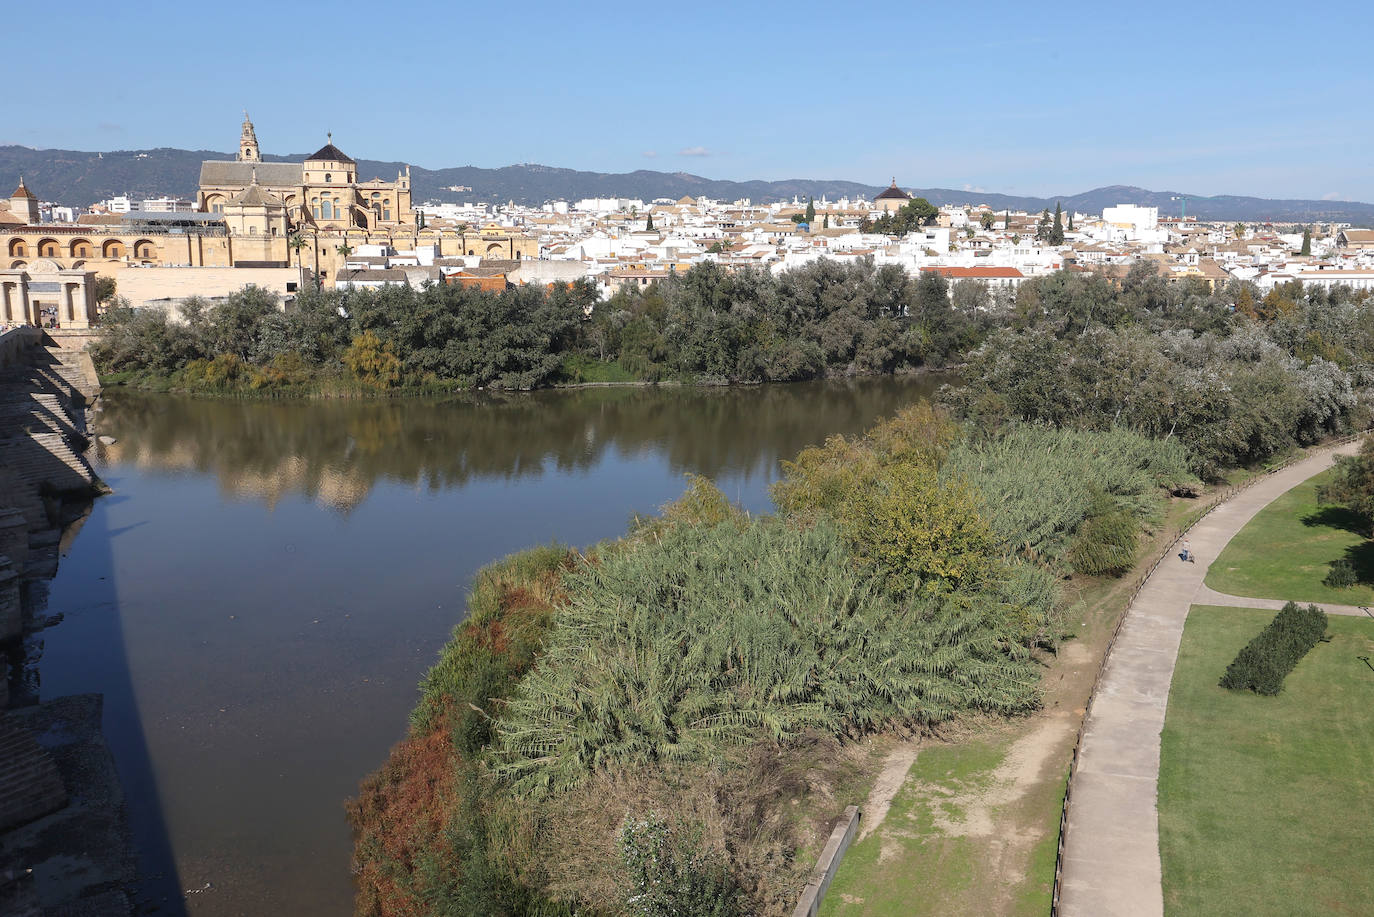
875;178;911;201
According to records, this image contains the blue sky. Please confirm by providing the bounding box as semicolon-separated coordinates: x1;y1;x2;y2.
10;1;1374;200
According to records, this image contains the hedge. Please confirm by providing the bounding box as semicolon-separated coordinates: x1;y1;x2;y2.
1219;602;1327;695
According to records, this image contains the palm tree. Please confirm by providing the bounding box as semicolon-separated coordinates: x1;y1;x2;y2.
288;233;307;298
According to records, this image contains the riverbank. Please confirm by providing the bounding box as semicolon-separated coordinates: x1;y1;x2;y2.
0;332;138;916
95;360;952;400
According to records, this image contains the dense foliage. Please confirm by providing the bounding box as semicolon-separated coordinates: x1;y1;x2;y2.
1219;601;1327;695
496;515;1037;797
942;425;1195;567
92;259;989;393
947;267;1374;478
619;814;745;917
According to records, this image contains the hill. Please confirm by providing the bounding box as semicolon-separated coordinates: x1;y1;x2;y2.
1;145;1370;224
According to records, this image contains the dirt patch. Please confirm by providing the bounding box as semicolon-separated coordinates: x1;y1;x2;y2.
856;740;919;842
920;713;1075;839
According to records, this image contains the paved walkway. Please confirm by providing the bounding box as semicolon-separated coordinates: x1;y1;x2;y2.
1194;583;1374;618
1057;441;1361;917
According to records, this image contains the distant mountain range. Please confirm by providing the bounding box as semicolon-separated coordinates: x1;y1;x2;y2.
2;144;1371;224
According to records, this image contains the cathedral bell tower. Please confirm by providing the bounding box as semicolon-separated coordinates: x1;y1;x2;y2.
238;111;261;163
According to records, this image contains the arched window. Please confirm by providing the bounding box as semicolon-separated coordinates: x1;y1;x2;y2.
325;174;332;183
371;191;380;200
382;203;391;221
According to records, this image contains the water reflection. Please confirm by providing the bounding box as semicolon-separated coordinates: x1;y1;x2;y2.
95;377;947;512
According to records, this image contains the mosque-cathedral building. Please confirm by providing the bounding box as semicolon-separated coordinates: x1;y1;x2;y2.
0;114;537;326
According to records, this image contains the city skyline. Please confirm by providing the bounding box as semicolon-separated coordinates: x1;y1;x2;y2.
8;0;1374;201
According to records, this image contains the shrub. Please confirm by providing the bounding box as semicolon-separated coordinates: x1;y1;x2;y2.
619;813;744;917
496;518;1039;797
1219;602;1327;695
1324;557;1358;588
1067;493;1140;576
944;425;1193;566
343;331;402;388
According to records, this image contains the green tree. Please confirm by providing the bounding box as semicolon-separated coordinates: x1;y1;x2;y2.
645;211;654;232
870;197;939;236
1005;210;1012;230
1067;210;1075;231
93;275;117;304
823;213;830;229
979;211;995;230
1035;208;1052;242
1234;222;1246;240
1318;436;1374;529
1050;202;1065;245
805;197;816;223
1300;226;1312;256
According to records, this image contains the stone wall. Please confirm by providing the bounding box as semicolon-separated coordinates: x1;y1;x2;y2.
0;326;37;369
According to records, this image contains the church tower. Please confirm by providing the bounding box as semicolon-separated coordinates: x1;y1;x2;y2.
238;111;261;163
9;177;40;224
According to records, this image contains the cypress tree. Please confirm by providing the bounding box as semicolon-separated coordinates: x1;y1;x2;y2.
1301;226;1312;256
1036;208;1051;242
645;211;654;231
805;197;816;223
1067;210;1075;231
823;213;830;229
1050;202;1065;245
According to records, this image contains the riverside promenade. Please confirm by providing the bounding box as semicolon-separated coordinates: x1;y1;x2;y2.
1057;440;1361;917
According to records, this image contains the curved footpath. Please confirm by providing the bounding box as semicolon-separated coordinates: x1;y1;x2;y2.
1057;441;1361;917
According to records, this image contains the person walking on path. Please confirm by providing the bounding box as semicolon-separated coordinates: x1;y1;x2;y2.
1180;537;1193;563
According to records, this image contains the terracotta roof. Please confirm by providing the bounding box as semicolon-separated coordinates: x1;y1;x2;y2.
10;178;35;201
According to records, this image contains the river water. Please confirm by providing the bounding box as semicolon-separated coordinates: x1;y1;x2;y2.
34;376;942;916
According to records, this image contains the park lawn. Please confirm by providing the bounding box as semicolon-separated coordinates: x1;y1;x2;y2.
1205;468;1374;606
1158;606;1374;916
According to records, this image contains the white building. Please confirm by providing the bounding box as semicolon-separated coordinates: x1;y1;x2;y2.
1102;204;1159;232
141;197;197;213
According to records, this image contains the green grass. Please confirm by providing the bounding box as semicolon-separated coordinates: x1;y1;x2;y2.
1205;468;1374;605
819;733;1058;917
1159;606;1374;916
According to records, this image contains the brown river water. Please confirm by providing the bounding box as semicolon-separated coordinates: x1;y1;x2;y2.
33;376;943;916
